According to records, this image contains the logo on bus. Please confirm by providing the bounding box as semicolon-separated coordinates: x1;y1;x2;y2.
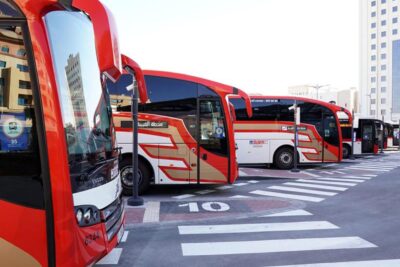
249;140;267;145
139;121;168;128
282;126;307;131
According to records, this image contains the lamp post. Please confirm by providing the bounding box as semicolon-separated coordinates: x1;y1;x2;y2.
309;84;329;100
290;100;300;173
380;115;384;154
349;109;355;160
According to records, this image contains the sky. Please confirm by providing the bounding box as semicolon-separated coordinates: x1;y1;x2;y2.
101;0;359;95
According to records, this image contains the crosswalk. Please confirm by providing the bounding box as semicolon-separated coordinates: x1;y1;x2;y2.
178;209;391;265
96;230;129;265
247;174;373;203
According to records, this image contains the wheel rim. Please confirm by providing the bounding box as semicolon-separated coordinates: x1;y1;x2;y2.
120;166;143;187
279;152;293;166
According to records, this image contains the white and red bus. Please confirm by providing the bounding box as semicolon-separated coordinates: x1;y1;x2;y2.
0;1;148;266
109;71;252;194
341;117;383;156
230;96;344;169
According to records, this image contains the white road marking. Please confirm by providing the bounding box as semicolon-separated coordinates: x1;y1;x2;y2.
284;182;348;191
96;248;123;264
268;186;337;196
345;167;389;172
195;189;216;195
178;221;338;235
173;194;195;199
229;195;250;199
216;185;233;190
261;209;313;217
121;231;129;243
247;180;260;183
296;179;357;186
181;237;376;256
142;201;160;223
239;170;247;176
234;182;248;186
362;174;378;177
319;171;334;175
301;171;321;178
316;177;365;183
266;259;400;267
342;176;372;179
250;190;324;202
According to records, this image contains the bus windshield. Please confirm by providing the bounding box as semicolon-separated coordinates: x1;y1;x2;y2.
45;11;117;193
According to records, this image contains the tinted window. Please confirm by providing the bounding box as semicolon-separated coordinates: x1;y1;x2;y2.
229;97;248;120
277;99;295;121
341;126;352;139
198;84;218;97
144;76;198;138
0;25;43;209
45;11;117;194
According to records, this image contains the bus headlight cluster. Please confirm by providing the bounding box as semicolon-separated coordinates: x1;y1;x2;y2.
75;205;100;227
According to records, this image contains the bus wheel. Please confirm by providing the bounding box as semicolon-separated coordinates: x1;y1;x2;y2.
119;158;150;195
274;147;294;170
342;144;351;159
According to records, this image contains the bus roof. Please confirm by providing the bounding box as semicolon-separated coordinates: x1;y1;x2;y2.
143;70;253;117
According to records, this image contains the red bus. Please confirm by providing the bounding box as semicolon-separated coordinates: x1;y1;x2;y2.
0;1;148;266
109;71;252;194
341;118;383;156
230;96;344;169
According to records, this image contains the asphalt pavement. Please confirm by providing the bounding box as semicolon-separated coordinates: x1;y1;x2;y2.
97;151;400;267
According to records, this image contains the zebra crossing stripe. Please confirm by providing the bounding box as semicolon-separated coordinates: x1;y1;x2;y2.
229;195;250;199
216;185;233;190
316;177;365;183
284;182;348;191
250;190;324;202
261;209;312;217
121;231;129;243
266;259;400;267
181;236;376;256
268;186;337;196
178;221;338;235
296;179;357;187
247;180;260;183
96;248;123;264
362;174;378;177
342;176;373;179
173;194;195;199
195;189;216;195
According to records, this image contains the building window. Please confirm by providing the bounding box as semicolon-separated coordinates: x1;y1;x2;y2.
372;11;377;17
371;1;376;6
381;0;386;3
1;46;9;53
393;6;398;12
393;29;398;35
371;99;376;104
381;9;387;15
372;33;377;39
381;87;387;93
381;109;386;115
371;88;376;94
381;64;387;70
381;98;386;104
381;31;387;37
372;44;376;50
381;42;387;48
381;75;387;81
16;64;28;72
393;17;398;24
372;22;377;28
0;60;6;68
371;77;377;83
371;55;376;60
16;48;26;57
381;53;387;59
381;20;386;26
19;80;31;89
17;94;32;106
370;110;376;116
371;66;377;72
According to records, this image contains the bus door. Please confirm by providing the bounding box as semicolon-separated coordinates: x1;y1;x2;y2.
361;122;374;153
321;113;340;162
196;98;229;183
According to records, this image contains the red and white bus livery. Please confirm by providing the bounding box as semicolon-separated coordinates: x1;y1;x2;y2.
109;71;252;194
230;96;344;169
0;1;148;266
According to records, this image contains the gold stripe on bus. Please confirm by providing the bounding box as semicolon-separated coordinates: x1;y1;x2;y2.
0;238;41;267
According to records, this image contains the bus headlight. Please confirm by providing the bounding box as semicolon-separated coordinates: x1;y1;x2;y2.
75;205;101;227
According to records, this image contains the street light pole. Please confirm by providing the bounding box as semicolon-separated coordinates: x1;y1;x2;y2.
380;115;384;154
291;100;300;173
309;84;329;100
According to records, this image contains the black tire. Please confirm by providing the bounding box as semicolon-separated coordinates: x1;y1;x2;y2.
274;147;294;170
119;157;150;195
342;144;351;159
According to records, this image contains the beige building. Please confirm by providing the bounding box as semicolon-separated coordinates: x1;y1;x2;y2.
0;27;32;113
